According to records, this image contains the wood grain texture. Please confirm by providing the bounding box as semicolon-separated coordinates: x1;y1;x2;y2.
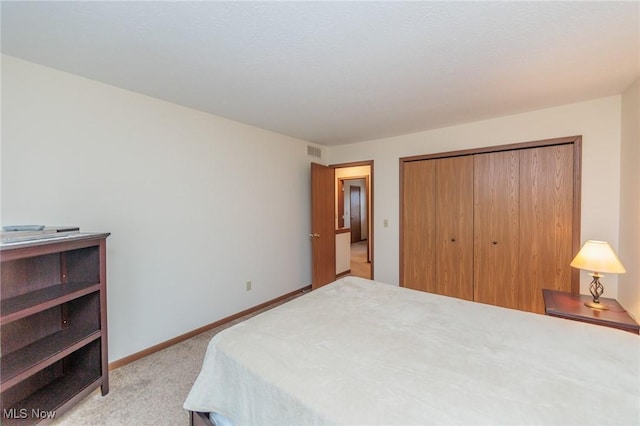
400;138;581;314
401;160;436;292
1;308;60;355
191;411;214;426
0;254;61;299
435;156;474;300
543;289;640;334
518;145;574;313
474;151;520;310
570;139;582;292
311;163;336;289
0;233;110;421
98;238;109;395
399;135;582;163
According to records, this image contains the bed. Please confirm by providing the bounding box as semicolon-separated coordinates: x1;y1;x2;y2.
183;276;640;425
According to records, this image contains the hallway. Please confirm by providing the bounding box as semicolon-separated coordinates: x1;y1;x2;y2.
349;240;371;279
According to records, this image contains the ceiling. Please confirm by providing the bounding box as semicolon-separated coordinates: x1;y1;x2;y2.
2;1;638;146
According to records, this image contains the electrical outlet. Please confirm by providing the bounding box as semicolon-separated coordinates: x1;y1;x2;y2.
383;219;389;228
246;281;252;291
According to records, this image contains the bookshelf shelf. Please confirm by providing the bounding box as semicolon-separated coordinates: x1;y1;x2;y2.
1;232;110;425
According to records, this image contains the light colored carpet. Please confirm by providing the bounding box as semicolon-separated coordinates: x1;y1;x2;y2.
53;293;302;425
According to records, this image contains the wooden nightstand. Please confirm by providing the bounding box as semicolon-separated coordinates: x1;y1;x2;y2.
542;289;639;334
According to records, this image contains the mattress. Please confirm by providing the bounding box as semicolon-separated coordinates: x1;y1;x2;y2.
184;276;640;425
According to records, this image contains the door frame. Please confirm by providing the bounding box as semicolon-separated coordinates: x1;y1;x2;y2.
331;160;374;274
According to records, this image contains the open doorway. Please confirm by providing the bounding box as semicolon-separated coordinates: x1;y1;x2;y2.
335;162;373;280
310;160;373;289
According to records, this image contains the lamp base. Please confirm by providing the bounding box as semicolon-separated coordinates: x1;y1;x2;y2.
585;301;609;310
585;274;609;310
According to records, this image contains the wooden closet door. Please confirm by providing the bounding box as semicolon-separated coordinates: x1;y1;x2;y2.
435;156;474;300
474;151;520;310
401;160;436;292
518;145;574;313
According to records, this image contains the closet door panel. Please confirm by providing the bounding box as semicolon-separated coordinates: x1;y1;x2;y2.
401;160;436;292
474;151;520;309
435;156;474;300
518;145;574;313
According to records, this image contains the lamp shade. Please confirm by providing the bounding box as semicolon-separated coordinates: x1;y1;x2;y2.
570;240;626;274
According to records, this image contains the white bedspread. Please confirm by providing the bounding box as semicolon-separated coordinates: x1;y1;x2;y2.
184;277;640;425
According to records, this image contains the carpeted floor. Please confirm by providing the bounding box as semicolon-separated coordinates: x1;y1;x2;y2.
349;240;371;279
53;293;302;425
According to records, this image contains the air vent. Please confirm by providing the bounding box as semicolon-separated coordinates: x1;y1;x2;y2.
307;145;322;158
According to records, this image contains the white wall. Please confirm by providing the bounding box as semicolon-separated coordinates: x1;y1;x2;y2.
618;78;640;320
3;54;635;362
327;97;624;299
1;55;313;362
335;231;351;274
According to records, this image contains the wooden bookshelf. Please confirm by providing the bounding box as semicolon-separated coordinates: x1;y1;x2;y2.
1;232;110;425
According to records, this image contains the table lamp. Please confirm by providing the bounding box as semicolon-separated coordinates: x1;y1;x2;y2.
570;240;626;310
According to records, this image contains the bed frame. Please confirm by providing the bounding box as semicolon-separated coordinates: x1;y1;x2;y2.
190;411;213;426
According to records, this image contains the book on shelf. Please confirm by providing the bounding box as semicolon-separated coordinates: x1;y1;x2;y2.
0;226;80;245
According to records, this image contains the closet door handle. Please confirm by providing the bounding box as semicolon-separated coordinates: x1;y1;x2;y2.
450;238;456;242
492;241;498;245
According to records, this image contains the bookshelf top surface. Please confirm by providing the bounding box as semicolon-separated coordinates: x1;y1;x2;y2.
0;232;110;253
